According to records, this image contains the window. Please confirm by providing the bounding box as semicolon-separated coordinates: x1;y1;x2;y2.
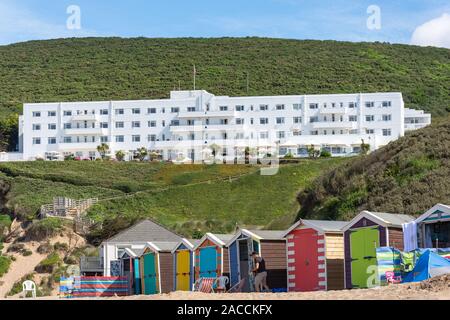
32;112;41;117
115;122;124;129
349;102;356;108
48;123;57;130
48;111;56;117
349;115;358;122
260;131;269;139
162;120;166;127
276;117;285;124
220;106;228;111
236;105;244;112
148;135;157;142
276;104;285;110
365;102;375;108
64;123;72;129
100;136;108;143
366;115;375;122
310;116;319;123
115;109;124;115
132;121;141;128
32;137;41;145
260;118;269;125
382;129;392;136
32;124;41;131
382;101;392;107
293;103;301;110
63;137;72;143
100;109;109;115
310;130;319;135
259;104;268;111
132;135;141;142
48;137;57;145
171;107;180;113
63;111;72;116
382;114;392;121
148;121;157;127
171;120;180;126
148;108;156;114
277;131;285;139
115;135;124;143
187;107;196;112
236;118;244;125
132;108;141;114
294;117;302;124
100;122;108;128
309;103;319;109
366;129;375;134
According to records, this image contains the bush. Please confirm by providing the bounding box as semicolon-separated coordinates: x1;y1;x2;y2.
0;255;11;277
53;242;69;252
35;252;61;274
37;242;53;254
7;243;25;253
22;250;33;257
26;219;63;241
320;150;332;158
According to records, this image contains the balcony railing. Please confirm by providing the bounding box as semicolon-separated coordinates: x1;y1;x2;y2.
80;256;103;273
64;127;107;135
312;121;357;129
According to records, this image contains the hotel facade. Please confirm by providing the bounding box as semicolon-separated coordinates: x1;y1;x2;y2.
13;90;430;162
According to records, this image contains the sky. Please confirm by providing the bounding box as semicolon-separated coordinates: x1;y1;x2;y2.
0;0;449;48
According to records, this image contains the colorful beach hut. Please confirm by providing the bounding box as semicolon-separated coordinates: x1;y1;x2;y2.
415;204;450;249
119;248;143;295
283;220;347;292
342;211;415;289
226;229;287;291
172;238;200;291
140;241;178;295
193;233;233;282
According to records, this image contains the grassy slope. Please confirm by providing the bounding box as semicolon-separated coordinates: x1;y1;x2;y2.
0;159;345;239
297;118;450;221
0;37;449;121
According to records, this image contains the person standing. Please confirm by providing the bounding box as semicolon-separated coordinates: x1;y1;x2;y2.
251;251;270;292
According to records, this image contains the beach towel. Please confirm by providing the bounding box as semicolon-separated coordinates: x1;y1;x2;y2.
402;221;418;252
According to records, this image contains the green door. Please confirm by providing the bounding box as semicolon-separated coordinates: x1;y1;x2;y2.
143;253;157;294
350;227;379;288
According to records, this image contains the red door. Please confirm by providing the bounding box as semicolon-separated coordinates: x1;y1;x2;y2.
292;228;320;291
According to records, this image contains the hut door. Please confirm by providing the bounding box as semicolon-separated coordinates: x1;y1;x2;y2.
133;259;141;295
176;250;191;291
200;247;217;278
350;227;379;288
237;239;251;292
143;253;157;294
293;229;320;291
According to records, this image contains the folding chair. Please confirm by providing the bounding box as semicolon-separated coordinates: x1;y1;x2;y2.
193;278;215;293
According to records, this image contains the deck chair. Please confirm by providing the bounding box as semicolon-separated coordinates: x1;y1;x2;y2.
22;280;37;298
193;278;215;293
213;276;229;293
227;278;246;293
385;271;402;284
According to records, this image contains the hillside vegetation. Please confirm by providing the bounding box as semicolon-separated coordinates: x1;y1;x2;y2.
0;37;449;150
297;118;450;221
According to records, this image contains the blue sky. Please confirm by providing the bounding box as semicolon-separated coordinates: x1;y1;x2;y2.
0;0;449;47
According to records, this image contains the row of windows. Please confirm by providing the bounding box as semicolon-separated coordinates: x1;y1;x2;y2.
30;100;394;118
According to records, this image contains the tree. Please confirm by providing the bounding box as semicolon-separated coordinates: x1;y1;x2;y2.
96;143;110;160
115;150;126;161
307;145;320;159
360;139;370;155
209;144;221;160
136;147;148;161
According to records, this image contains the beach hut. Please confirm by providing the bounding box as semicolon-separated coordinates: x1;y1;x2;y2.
283;220;347;292
342;211;415;289
119;248;143;295
415;204;450;249
172;238;200;291
193;233;234;282
226;229;287;292
140;241;179;295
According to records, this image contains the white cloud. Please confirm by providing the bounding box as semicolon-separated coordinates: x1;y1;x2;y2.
411;13;450;49
0;1;97;45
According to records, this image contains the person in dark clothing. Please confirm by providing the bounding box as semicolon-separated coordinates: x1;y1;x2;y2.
251;251;270;292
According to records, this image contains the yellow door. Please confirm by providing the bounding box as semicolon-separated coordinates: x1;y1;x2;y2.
176;250;191;291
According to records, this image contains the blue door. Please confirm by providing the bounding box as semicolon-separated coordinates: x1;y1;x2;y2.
229;242;239;286
134;259;141;294
200;247;217;278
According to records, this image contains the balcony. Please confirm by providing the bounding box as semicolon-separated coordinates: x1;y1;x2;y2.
80;256;103;274
64;127;107;135
58;142;100;151
319;107;348;114
312;121;357;129
177;110;235;118
71;114;99;122
170;124;244;133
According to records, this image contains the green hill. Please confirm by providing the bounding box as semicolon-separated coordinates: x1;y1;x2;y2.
0;37;449;150
297;117;450;221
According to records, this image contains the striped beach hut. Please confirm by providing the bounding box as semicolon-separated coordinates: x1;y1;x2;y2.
140;241;179;295
194;233;233;282
119;248;144;295
172;238;200;291
226;229;287;292
283;220;347;292
415;204;450;248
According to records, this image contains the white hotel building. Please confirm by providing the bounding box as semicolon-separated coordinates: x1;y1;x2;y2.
15;90;431;162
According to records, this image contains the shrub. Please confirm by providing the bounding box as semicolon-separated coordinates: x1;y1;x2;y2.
53;242;69;252
0;255;11;277
7;243;25;253
37;242;53;254
320;150;332;158
35;252;61;274
22;250;33;257
26;219;63;241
